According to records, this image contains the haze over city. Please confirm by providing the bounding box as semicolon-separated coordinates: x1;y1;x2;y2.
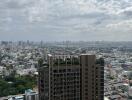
0;0;132;41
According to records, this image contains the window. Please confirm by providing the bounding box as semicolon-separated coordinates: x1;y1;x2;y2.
100;83;104;86
85;80;88;83
53;70;57;73
85;72;88;75
85;89;88;91
85;92;88;95
100;79;104;82
85;76;88;79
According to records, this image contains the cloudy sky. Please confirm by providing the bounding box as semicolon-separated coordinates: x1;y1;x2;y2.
0;0;132;41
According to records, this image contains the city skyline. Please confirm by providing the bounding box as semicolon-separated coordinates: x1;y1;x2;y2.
0;0;132;41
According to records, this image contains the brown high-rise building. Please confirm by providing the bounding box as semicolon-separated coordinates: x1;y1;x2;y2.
80;54;104;100
38;54;104;100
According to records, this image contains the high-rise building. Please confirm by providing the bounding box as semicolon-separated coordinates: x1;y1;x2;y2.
80;54;104;100
38;54;104;100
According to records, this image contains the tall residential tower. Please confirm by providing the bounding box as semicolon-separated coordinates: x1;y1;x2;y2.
38;54;104;100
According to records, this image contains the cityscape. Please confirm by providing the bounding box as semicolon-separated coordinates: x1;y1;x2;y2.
0;0;132;100
0;41;131;100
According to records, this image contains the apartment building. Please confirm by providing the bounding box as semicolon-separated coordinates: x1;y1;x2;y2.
38;54;104;100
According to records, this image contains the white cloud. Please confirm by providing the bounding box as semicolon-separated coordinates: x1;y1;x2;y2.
106;20;132;30
0;0;132;41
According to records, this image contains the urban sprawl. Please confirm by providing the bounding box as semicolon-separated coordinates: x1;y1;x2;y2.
0;41;132;100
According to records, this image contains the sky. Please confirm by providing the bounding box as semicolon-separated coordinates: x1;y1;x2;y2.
0;0;132;41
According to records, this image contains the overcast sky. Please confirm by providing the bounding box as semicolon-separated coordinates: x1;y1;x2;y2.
0;0;132;41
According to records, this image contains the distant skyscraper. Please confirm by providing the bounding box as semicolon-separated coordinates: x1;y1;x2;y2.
38;54;104;100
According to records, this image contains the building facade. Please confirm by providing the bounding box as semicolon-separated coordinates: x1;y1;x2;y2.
80;54;104;100
38;54;104;100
